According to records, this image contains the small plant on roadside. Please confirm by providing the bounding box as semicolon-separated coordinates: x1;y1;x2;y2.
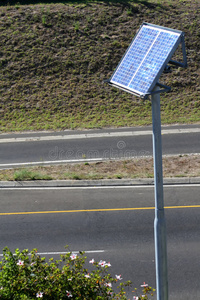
14;169;52;181
0;246;155;299
73;21;80;31
132;282;156;300
41;14;46;26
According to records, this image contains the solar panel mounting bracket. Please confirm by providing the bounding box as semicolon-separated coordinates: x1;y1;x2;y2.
146;82;171;98
168;34;187;68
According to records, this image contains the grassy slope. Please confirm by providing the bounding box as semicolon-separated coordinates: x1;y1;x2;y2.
0;0;199;132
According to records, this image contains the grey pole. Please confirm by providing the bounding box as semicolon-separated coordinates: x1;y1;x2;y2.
151;85;168;300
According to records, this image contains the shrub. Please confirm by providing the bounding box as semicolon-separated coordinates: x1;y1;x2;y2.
0;247;155;299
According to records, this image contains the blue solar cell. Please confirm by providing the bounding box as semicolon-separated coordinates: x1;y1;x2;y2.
110;24;181;96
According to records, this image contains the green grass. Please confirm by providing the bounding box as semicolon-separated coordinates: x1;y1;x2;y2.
63;171;104;180
14;169;52;181
0;0;199;133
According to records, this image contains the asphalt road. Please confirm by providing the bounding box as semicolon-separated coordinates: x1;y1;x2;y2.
0;185;200;299
0;124;200;168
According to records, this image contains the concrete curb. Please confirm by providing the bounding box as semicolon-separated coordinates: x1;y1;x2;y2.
0;177;200;188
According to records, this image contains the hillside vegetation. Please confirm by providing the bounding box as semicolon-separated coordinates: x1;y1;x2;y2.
0;0;199;132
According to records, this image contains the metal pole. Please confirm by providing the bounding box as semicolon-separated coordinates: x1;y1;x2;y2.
151;85;168;300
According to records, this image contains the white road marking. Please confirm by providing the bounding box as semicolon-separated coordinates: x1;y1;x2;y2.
0;158;105;168
0;184;200;190
0;250;105;257
36;250;105;255
0;128;199;144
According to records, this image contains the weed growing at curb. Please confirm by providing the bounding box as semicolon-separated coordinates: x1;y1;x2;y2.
13;169;52;181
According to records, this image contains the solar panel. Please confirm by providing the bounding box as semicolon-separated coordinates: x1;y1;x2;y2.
109;23;184;98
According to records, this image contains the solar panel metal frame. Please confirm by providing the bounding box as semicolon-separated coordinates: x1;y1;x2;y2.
107;23;186;99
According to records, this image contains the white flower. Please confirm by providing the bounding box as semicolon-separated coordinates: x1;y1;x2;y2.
17;260;24;266
89;258;95;264
107;291;113;296
98;260;106;267
115;274;122;280
98;260;111;267
105;282;112;287
66;291;72;298
36;291;43;298
133;296;139;300
85;274;90;278
141;282;148;287
70;253;77;260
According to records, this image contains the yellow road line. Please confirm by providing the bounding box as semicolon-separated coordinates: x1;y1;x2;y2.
165;205;200;209
0;205;200;216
